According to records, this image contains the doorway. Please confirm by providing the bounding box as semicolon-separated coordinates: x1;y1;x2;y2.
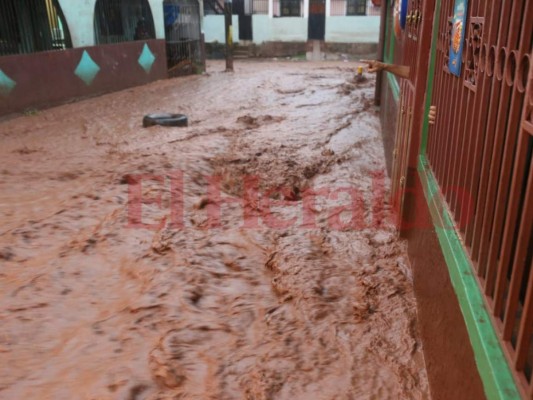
307;0;325;40
233;0;253;41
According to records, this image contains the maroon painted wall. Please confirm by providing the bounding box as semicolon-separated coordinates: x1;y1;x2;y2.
401;168;486;400
0;39;167;116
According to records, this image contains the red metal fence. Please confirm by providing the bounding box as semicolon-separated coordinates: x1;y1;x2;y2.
390;0;424;223
426;0;533;395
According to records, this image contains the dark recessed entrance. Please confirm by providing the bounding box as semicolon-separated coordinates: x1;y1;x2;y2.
307;0;325;40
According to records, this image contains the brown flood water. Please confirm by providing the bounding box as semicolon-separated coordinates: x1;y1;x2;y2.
0;61;429;399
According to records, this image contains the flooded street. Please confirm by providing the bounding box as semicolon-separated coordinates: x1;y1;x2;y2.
0;61;429;399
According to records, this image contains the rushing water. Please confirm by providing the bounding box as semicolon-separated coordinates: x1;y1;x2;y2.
0;61;429;399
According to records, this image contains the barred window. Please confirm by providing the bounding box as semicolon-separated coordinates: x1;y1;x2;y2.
94;0;156;44
204;0;267;16
0;0;72;56
278;0;302;16
252;0;269;14
346;0;366;15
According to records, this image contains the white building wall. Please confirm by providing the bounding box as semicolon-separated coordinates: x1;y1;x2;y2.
203;15;311;45
203;15;240;43
324;15;380;43
252;16;308;43
303;0;309;18
58;0;95;48
203;0;379;44
148;0;166;39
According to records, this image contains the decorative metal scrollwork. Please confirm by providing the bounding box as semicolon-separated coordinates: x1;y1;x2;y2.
464;17;484;90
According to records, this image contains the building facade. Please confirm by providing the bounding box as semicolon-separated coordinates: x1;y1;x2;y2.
203;0;381;56
0;0;202;116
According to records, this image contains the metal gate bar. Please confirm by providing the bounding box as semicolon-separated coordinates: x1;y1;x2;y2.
489;1;531;318
426;3;448;170
469;3;506;273
478;0;527;303
463;0;498;249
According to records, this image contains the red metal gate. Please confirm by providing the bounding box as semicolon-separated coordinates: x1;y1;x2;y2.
391;0;431;226
391;81;414;226
425;0;533;395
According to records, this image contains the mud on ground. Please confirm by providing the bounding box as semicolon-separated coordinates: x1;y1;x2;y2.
0;61;429;399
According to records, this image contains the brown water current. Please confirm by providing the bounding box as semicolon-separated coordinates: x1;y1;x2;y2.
0;61;429;399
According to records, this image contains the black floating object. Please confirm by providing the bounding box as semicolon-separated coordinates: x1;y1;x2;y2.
143;113;188;128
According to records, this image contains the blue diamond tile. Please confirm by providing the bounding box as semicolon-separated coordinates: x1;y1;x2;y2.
0;69;16;96
138;44;156;74
74;51;100;86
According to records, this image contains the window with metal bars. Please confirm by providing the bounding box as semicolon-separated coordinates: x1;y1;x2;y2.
330;0;375;16
94;0;156;45
279;0;301;16
346;0;366;15
252;0;269;14
0;0;72;56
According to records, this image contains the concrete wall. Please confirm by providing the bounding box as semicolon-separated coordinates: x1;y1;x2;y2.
0;1;183;116
203;14;379;44
203;15;240;43
204;15;308;44
0;39;167;116
148;0;166;39
58;0;95;48
253;16;308;43
325;16;380;43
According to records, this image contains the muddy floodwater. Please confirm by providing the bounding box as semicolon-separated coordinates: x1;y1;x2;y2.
0;61;429;399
